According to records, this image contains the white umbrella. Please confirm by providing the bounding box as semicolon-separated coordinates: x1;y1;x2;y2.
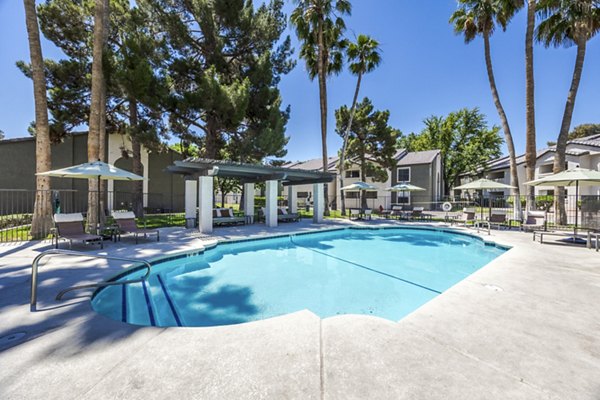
385;182;426;208
454;178;516;220
340;181;377;212
526;167;600;235
340;182;378;191
37;160;144;230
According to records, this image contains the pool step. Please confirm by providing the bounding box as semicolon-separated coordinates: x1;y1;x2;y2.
125;281;155;326
145;274;182;327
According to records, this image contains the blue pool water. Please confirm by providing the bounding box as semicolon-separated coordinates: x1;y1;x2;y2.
92;228;506;327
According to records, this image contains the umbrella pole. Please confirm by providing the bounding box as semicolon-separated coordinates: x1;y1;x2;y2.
97;175;101;235
574;180;579;237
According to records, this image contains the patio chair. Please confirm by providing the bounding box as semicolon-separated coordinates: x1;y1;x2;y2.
53;213;103;249
277;207;300;223
213;208;246;226
521;210;546;232
488;210;508;230
407;207;431;221
112;211;159;243
454;208;476;227
349;208;361;220
364;209;373;220
390;205;404;220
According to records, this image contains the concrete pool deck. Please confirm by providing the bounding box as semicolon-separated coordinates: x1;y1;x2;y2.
0;219;599;399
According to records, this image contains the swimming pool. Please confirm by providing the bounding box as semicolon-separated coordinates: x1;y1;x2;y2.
92;228;507;327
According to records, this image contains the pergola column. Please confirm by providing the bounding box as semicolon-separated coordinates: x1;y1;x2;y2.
265;180;278;227
288;185;297;214
243;183;255;223
198;176;213;234
184;180;198;228
313;183;324;223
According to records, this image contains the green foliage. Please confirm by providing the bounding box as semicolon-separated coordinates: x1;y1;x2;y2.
254;196;285;208
450;0;524;43
290;0;351;79
146;0;294;161
402;108;503;192
0;129;4;140
536;0;600;48
335;97;400;183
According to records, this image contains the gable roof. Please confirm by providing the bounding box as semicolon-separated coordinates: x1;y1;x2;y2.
396;149;440;166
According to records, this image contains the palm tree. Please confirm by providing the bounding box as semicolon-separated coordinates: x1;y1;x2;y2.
450;0;524;218
537;0;600;224
291;0;351;214
338;34;381;216
525;0;537;211
23;0;52;239
87;0;108;231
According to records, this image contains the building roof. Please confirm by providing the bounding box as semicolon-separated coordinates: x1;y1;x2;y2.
567;133;600;147
396;149;440;166
284;156;339;172
168;158;335;186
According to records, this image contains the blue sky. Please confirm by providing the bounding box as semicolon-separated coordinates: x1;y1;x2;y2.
1;1;599;162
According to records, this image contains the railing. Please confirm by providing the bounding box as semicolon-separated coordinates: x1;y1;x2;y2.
30;249;152;311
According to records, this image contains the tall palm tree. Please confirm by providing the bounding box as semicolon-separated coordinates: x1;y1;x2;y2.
525;0;537;210
450;0;524;218
338;34;381;215
291;0;351;214
537;0;600;224
87;0;108;231
23;0;52;239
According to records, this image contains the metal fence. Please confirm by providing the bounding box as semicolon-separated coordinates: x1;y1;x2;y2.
2;189;599;242
0;189;185;242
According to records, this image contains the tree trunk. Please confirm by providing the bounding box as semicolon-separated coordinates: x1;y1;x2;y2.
317;17;330;215
98;0;109;226
129;99;144;217
24;0;52;239
205;115;218;159
339;73;363;216
87;0;107;232
360;159;368;210
483;32;522;220
524;0;537;211
554;40;587;225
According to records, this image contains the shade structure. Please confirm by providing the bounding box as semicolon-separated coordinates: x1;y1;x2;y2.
340;181;378;191
37;160;144;181
454;178;515;190
526;167;600;237
36;161;144;232
386;183;426;192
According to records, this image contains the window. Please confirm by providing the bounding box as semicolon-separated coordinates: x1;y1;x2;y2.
297;192;309;199
365;191;378;199
345;191;360;199
397;193;410;204
539;164;553;174
345;170;360;178
397;167;410;182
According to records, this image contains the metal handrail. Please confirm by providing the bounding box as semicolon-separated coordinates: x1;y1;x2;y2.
30;249;152;311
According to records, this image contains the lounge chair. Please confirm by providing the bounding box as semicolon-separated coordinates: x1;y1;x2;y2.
364;209;373;220
390;205;404;220
349;208;361;220
521;210;546;232
454;208;476;227
277;207;300;222
213;208;246;226
112;211;159;243
488;210;507;230
52;213;103;249
407;207;431;221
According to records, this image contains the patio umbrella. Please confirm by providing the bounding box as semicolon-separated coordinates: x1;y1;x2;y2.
37;160;144;231
340;181;378;211
454;178;516;220
385;182;426;208
525;167;600;237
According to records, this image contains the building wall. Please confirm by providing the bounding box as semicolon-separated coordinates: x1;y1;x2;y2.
0;132;185;212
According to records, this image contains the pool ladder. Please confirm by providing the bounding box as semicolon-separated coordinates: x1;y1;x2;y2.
30;249;152;312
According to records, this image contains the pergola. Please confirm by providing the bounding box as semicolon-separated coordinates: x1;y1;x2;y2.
167;158;335;233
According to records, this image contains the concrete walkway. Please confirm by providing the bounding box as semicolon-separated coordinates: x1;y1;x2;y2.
0;220;599;399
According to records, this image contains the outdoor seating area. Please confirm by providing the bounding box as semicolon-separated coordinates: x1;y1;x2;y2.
112;211;160;243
